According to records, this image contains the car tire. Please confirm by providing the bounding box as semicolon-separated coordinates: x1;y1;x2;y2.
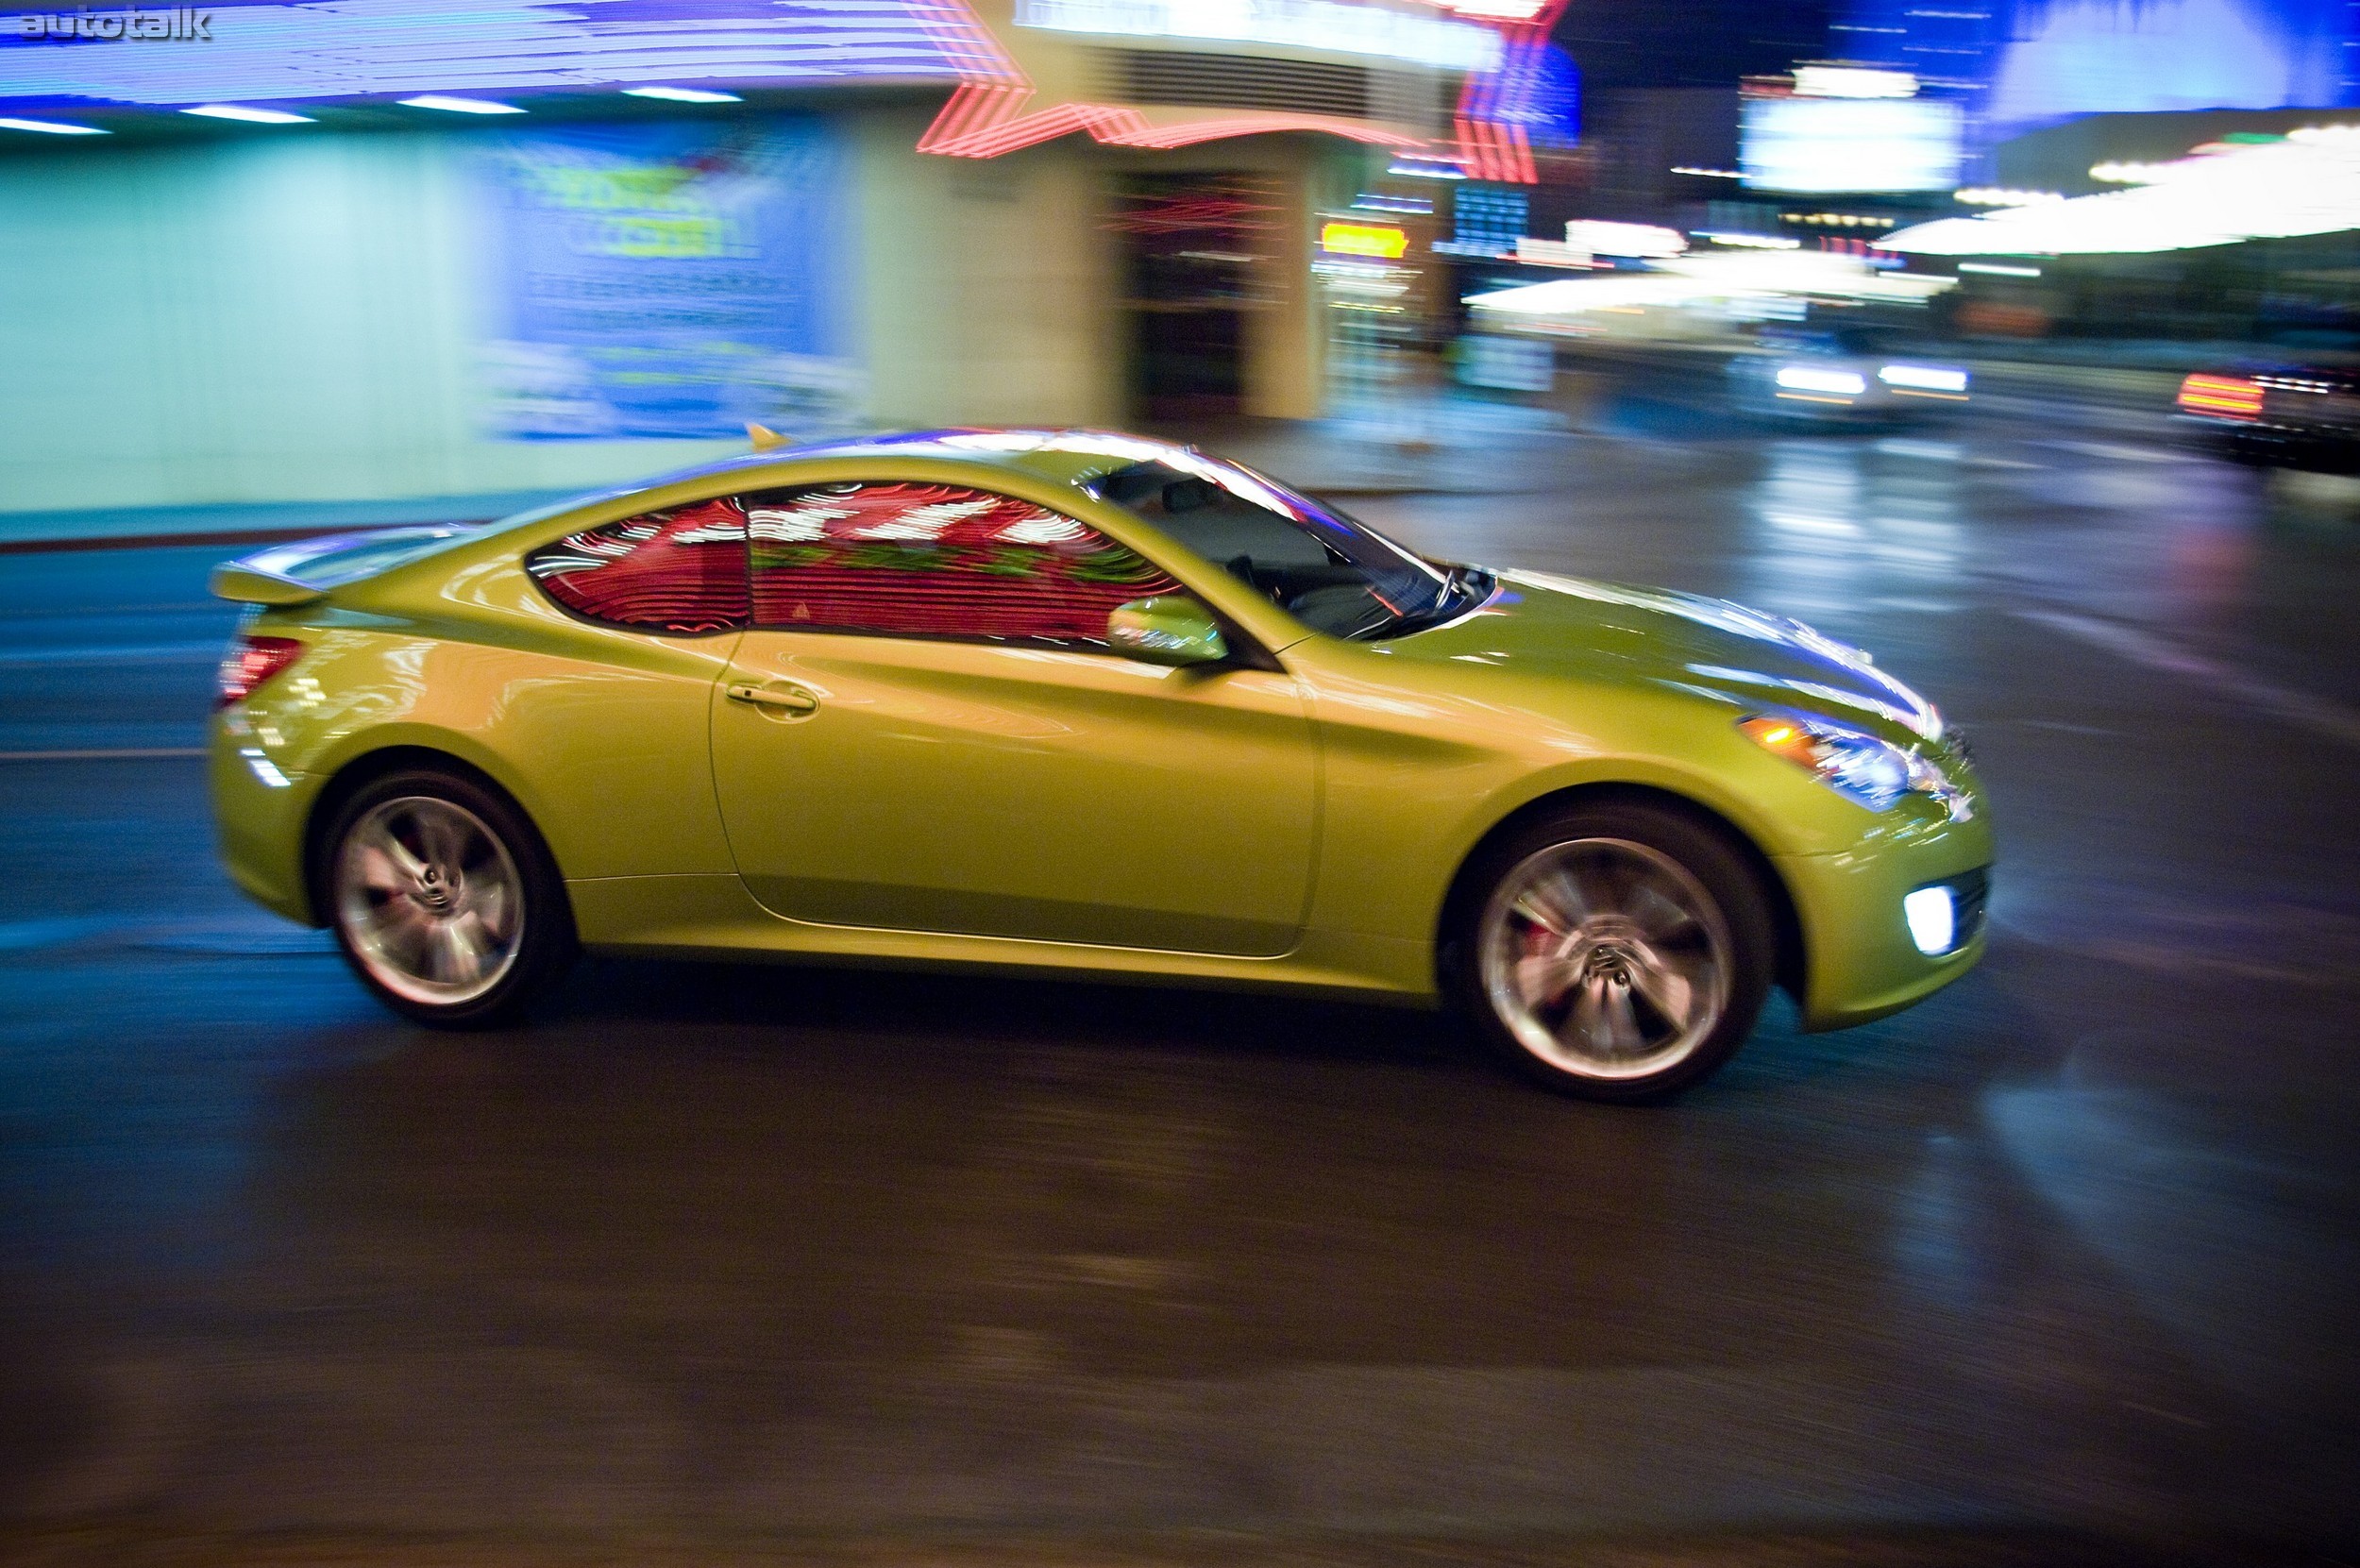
1445;798;1776;1103
318;767;577;1028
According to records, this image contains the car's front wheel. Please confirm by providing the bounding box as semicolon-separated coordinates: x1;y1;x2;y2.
1448;799;1775;1102
321;767;576;1027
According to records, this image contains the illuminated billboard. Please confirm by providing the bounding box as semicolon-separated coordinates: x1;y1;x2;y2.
1835;0;2360;141
1740;96;1964;194
475;120;861;441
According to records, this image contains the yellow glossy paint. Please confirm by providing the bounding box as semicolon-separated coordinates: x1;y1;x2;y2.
714;630;1318;953
211;434;1993;1029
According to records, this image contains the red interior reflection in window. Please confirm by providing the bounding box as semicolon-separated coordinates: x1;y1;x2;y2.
745;483;1179;644
526;499;750;634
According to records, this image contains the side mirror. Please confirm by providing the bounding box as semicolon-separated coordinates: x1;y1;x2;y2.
1107;597;1228;667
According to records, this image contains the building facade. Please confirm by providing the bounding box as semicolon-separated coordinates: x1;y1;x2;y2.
0;0;1575;514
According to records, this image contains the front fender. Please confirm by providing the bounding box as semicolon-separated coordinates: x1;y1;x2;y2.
1300;646;1863;953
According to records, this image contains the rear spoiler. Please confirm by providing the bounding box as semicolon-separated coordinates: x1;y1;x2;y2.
211;562;327;606
210;526;473;606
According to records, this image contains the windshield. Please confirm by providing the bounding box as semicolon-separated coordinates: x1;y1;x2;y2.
1086;457;1487;641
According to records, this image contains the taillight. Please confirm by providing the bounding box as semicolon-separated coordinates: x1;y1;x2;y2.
216;634;306;708
2178;372;2264;419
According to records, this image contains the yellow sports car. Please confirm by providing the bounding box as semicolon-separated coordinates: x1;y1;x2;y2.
210;430;1990;1100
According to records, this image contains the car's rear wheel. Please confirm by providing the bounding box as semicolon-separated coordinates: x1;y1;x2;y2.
1448;800;1775;1102
322;768;576;1027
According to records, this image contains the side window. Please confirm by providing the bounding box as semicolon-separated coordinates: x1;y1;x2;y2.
744;482;1182;648
524;498;750;634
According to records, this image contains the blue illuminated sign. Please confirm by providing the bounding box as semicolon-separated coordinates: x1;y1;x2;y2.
475;118;862;442
1835;0;2360;138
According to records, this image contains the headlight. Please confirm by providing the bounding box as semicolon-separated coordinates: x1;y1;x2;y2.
1877;363;1969;394
1740;714;1973;819
1775;365;1867;396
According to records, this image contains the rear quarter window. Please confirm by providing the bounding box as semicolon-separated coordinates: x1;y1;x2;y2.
525;499;750;634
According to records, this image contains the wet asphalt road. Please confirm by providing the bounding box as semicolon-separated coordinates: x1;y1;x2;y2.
2;401;2357;1565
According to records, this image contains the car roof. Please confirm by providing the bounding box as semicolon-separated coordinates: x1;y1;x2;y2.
632;428;1202;497
474;429;1288;546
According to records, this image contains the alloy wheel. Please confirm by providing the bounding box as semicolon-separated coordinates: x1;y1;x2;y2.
1475;836;1733;1081
334;795;526;1007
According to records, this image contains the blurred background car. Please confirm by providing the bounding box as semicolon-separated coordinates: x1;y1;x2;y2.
1725;321;1972;422
2177;362;2360;473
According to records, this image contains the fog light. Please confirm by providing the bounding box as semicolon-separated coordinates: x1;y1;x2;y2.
1904;886;1956;955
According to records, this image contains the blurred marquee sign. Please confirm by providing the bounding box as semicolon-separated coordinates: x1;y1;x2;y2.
1011;0;1505;71
0;0;1574;181
924;0;1573;181
0;0;1004;108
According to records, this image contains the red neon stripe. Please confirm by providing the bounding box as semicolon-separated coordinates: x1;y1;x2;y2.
1507;125;1536;183
940;82;1003;143
1107;112;1422;151
919;0;1546;168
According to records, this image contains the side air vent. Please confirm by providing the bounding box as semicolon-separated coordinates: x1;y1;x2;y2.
1112;50;1375;118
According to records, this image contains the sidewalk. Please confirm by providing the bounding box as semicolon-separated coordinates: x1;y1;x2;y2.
0;405;1576;554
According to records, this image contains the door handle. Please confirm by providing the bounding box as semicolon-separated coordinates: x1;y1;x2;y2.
726;682;819;716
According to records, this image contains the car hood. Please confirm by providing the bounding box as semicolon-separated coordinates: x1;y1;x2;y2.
1391;569;1945;742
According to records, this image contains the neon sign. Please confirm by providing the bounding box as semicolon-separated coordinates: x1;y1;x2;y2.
1321;221;1409;258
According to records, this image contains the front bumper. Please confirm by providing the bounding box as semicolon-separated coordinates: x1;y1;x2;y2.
1775;804;1992;1032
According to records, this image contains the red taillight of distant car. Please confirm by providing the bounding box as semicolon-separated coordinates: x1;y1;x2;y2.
216;634;307;708
2178;373;2265;419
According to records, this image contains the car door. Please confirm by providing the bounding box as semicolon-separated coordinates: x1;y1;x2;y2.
707;478;1319;956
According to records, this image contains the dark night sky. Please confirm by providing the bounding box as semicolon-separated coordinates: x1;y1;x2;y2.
1550;0;1835;89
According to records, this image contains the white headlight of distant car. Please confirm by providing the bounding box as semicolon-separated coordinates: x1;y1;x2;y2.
1774;365;1867;396
1877;363;1969;394
1740;714;1973;818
